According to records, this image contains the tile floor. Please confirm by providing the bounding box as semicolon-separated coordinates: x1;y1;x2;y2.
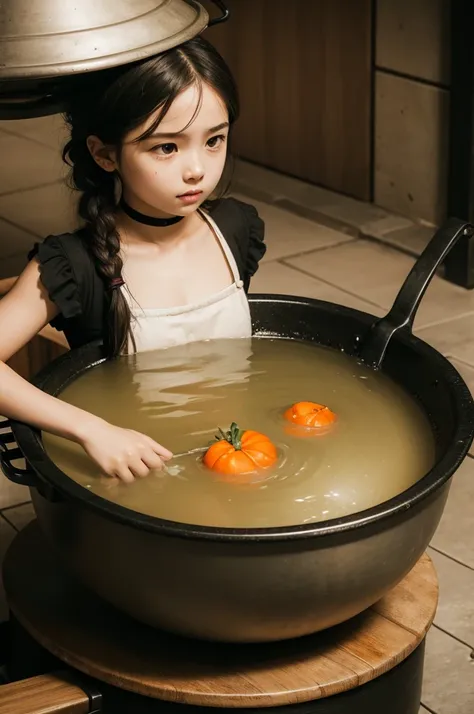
0;116;473;713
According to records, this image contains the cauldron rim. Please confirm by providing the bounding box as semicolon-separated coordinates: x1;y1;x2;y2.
10;294;474;542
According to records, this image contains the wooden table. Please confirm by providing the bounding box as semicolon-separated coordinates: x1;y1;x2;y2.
0;521;438;713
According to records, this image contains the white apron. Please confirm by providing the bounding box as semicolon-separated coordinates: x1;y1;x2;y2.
122;210;252;353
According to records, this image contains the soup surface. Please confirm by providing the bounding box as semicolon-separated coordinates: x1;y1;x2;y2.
43;338;435;527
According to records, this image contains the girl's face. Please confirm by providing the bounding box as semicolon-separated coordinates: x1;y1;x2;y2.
112;82;229;218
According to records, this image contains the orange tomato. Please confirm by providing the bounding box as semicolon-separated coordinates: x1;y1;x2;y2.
283;401;336;437
203;422;278;478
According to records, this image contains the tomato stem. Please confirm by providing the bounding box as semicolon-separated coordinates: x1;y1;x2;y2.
216;422;243;450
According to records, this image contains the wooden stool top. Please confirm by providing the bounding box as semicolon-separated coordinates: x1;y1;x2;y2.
3;521;438;709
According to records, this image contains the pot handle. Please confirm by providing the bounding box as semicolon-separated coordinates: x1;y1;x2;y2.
208;0;230;27
0;419;40;487
359;217;474;369
0;95;64;121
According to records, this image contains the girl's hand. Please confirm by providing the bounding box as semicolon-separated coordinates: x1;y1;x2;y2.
79;420;173;483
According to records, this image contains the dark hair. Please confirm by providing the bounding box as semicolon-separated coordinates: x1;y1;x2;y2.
61;36;239;358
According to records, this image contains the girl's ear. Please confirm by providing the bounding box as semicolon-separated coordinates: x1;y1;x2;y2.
86;135;117;173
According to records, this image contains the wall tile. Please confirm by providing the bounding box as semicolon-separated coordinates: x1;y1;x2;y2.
375;71;449;225
376;0;451;84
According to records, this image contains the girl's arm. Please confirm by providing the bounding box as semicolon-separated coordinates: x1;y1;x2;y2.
0;260;99;440
0;260;172;481
0;276;18;296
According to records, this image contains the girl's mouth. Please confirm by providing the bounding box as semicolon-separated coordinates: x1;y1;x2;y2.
177;190;203;204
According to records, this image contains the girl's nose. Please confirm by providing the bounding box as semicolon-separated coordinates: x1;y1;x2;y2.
183;154;205;183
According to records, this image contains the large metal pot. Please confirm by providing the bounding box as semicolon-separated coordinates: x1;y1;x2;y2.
0;0;229;119
1;219;473;643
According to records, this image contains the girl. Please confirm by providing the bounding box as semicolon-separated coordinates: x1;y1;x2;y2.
0;36;265;484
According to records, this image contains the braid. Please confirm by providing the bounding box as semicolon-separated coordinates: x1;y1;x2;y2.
63;133;135;358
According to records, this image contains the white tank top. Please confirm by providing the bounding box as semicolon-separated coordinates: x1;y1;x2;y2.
122;210;252;353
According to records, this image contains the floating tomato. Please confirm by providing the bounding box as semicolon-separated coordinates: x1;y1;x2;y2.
283;401;336;437
203;422;278;478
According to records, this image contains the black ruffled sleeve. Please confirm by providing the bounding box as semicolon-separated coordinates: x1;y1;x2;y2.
28;234;83;332
239;200;266;282
209;197;266;291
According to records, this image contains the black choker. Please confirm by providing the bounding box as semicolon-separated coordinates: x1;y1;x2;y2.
119;198;184;227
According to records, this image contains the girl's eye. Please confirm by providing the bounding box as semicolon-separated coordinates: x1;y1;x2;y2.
154;143;177;155
207;134;226;149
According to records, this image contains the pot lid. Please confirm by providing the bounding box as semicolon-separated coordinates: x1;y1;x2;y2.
0;0;210;80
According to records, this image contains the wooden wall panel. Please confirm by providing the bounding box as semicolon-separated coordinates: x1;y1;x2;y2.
206;0;373;200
